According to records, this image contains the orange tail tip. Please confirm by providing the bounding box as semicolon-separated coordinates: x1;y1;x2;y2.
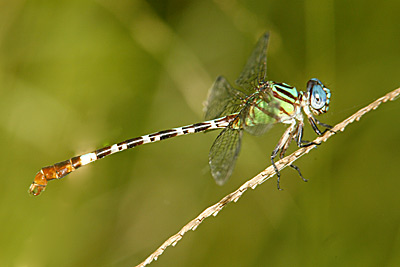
28;160;77;196
29;182;46;196
28;171;48;196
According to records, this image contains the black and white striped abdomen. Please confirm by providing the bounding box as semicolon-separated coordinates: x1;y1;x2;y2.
29;114;238;196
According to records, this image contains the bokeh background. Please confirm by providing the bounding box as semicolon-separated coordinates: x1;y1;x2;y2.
1;0;399;266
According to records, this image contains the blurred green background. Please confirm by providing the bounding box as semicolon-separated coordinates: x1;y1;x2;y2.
1;0;399;266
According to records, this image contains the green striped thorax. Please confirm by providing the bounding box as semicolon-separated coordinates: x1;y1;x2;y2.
242;78;330;130
267;78;330;119
269;81;299;116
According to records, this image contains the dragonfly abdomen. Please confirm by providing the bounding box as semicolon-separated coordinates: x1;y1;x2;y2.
29;114;237;196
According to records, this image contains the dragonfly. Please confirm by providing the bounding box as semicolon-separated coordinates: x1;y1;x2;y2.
29;32;332;196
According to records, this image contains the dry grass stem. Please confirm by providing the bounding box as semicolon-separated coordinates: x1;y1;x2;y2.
135;87;400;267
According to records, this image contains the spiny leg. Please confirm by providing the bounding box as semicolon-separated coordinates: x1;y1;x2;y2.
289;119;332;183
296;123;321;147
271;147;307;189
271;122;312;187
271;123;295;190
288;117;335;183
316;119;333;130
289;120;333;182
289;164;307;182
270;149;282;190
308;116;334;136
280;124;308;183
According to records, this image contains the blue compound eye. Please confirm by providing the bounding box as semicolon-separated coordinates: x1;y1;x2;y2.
310;83;327;110
307;78;330;114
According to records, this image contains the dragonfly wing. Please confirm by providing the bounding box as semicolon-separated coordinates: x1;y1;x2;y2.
241;91;280;136
235;32;269;95
243;121;275;136
204;76;245;120
209;126;242;185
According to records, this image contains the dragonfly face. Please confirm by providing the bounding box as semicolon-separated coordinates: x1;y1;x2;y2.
306;78;331;115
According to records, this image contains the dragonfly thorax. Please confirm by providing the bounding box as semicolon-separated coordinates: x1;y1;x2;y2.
267;81;301;122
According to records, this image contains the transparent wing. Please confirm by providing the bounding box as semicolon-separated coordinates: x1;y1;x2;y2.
235;32;270;95
209;125;242;185
204;76;246;120
242;119;275;136
240;90;281;136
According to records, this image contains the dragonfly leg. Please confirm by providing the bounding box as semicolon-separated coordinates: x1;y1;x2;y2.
270;149;282;190
284;118;331;183
289;164;308;182
285;123;308;182
308;116;335;136
279;127;309;184
308;116;323;135
315;119;332;129
271;122;296;190
315;118;336;135
295;121;320;147
299;140;318;147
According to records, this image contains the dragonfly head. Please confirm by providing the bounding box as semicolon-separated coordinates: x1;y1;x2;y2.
306;78;330;115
